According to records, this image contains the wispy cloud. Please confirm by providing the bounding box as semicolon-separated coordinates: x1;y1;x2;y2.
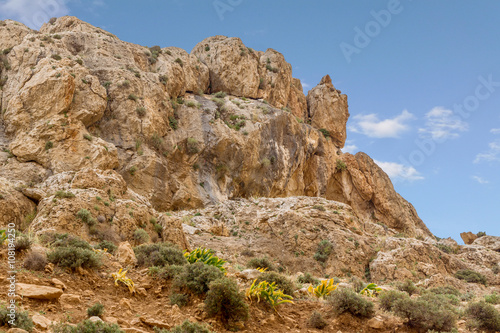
490;128;500;134
374;160;424;182
349;110;415;138
474;140;500;163
472;176;489;184
0;0;70;29
418;106;468;140
342;141;358;154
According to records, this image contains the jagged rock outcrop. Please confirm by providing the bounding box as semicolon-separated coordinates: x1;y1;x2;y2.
307;74;349;148
0;16;430;241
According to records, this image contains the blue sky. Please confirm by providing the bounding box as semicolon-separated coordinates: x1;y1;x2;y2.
2;0;499;242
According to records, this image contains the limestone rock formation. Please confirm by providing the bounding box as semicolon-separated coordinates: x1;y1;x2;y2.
307;74;349;148
1;16;430;255
461;231;478;244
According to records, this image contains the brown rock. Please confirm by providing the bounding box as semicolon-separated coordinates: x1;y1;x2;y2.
307;75;349;148
51;278;66;290
32;314;52;330
59;294;82;309
140;317;170;329
16;283;63;300
7;328;29;333
116;242;137;267
192;36;260;98
461;232;478;245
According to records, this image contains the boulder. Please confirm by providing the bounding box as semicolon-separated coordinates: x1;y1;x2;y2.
16;283;63;300
59;294;82;309
461;232;478;245
116;242;137;267
32;314;52;330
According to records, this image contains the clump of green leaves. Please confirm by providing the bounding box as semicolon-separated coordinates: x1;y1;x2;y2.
455;269;487;285
314;239;333;263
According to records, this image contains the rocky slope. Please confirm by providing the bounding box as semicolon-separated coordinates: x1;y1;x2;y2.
0;16;499;333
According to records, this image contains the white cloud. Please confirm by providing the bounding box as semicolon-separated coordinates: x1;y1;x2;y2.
490;128;500;134
349;110;415;138
418;106;468;140
474;140;500;163
374;160;424;182
301;82;310;89
472;176;489;184
342;142;358;154
0;0;69;29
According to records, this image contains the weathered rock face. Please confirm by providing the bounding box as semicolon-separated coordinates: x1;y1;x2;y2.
307;75;349;148
473;235;500;252
0;16;430;243
326;152;432;238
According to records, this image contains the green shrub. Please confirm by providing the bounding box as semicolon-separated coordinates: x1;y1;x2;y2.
335;159;347;171
308;311;327;329
133;228;149;244
392;294;457;332
319;128;330;138
174;58;183;66
485;293;500;305
76;208;96;226
87;303;104;317
45;141;53;150
43;233;92;249
136;106;146;117
297;272;320;286
435;243;457;254
213;91;226;98
156;265;184;280
455;269;487;285
465;301;500;332
0;306;34;332
47;246;101;269
169;116;178;130
314;239;333;263
53;319;123;333
169;293;189;307
95;240;117;254
396;279;418;295
173;262;224;294
23;251;47;271
205;277;248;329
493;264;500;275
55;190;75;198
247;257;275;271
14;236;32;252
328;288;374;318
134;243;187;267
256;271;295;295
156;320;214;333
186;137;199;154
429;286;461;296
476;231;486;237
379;290;409;311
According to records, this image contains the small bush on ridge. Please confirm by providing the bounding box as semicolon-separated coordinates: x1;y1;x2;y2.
328;288;374;318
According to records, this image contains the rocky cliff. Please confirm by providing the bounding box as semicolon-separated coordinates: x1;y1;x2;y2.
0;16;430;240
1;17;500;333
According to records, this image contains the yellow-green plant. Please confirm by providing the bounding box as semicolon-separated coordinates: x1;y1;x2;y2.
246;279;293;312
112;268;136;294
360;283;382;297
256;267;268;273
184;247;227;272
308;278;339;298
0;229;7;245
